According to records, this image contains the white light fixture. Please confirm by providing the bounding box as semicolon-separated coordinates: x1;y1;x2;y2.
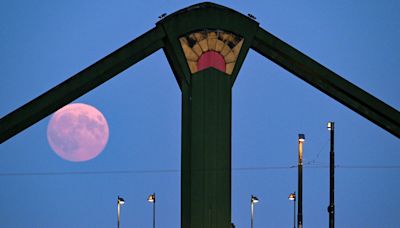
118;196;125;205
251;195;259;204
288;192;296;201
298;134;305;142
148;193;155;203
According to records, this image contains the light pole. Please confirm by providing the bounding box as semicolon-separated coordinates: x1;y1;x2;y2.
250;195;259;228
298;134;305;228
327;122;335;228
289;192;296;228
117;196;125;228
148;193;156;228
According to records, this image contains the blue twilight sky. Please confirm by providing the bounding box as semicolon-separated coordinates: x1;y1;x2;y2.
0;1;399;227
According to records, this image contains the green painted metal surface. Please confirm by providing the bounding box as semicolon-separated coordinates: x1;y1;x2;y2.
157;2;259;88
157;4;258;227
182;68;232;228
251;27;400;138
1;2;397;143
0;26;165;143
0;3;399;228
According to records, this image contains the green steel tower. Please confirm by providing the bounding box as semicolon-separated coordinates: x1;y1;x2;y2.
1;3;399;228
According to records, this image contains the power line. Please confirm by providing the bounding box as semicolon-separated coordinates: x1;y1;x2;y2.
0;169;180;177
303;138;330;166
335;165;400;169
1;165;400;177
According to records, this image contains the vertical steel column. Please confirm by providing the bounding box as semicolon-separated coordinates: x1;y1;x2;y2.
181;68;232;228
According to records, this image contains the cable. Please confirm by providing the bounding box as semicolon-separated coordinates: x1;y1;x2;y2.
1;165;400;177
336;165;400;169
303;138;330;166
0;169;180;177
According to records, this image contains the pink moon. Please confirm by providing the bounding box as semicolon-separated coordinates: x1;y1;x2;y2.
47;103;109;162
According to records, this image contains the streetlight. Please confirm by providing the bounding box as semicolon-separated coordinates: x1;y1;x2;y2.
148;193;156;228
117;196;125;228
298;134;305;228
250;195;259;228
327;122;335;228
288;192;296;228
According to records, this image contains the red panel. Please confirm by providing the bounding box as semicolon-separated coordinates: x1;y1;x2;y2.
197;51;226;73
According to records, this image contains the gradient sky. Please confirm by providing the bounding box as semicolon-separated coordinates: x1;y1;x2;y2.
0;1;399;227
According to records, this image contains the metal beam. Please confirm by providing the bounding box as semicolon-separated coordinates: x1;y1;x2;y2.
0;26;165;143
251;27;400;138
182;67;232;228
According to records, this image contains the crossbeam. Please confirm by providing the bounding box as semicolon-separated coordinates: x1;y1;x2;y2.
251;27;400;138
0;27;165;143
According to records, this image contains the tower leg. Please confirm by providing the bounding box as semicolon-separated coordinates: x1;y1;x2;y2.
181;68;232;228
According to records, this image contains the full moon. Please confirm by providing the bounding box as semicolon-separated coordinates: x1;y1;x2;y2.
47;103;109;162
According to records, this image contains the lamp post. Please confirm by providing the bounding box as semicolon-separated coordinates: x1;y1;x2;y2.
289;192;296;228
148;193;156;228
117;196;125;228
298;134;305;228
327;122;335;228
250;195;259;228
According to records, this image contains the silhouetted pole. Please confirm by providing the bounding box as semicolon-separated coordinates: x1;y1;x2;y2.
153;194;156;228
327;122;335;228
117;204;120;228
251;199;254;228
298;134;305;228
147;193;156;228
288;192;296;228
117;196;125;228
293;195;296;228
250;195;259;228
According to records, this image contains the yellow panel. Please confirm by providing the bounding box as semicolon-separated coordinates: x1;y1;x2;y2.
220;32;231;42
188;61;198;74
199;39;209;52
180;37;188;45
194;32;206;42
215;40;225;52
208;38;217;51
220;44;231;56
179;30;243;75
189;34;197;42
208;32;217;39
192;43;203;56
225;62;235;75
224;51;236;63
181;42;199;61
232;39;244;57
208;32;217;50
226;34;236;43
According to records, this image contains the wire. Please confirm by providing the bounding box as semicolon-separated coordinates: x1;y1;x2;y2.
303;138;330;166
336;165;400;169
0;169;180;177
0;165;399;176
